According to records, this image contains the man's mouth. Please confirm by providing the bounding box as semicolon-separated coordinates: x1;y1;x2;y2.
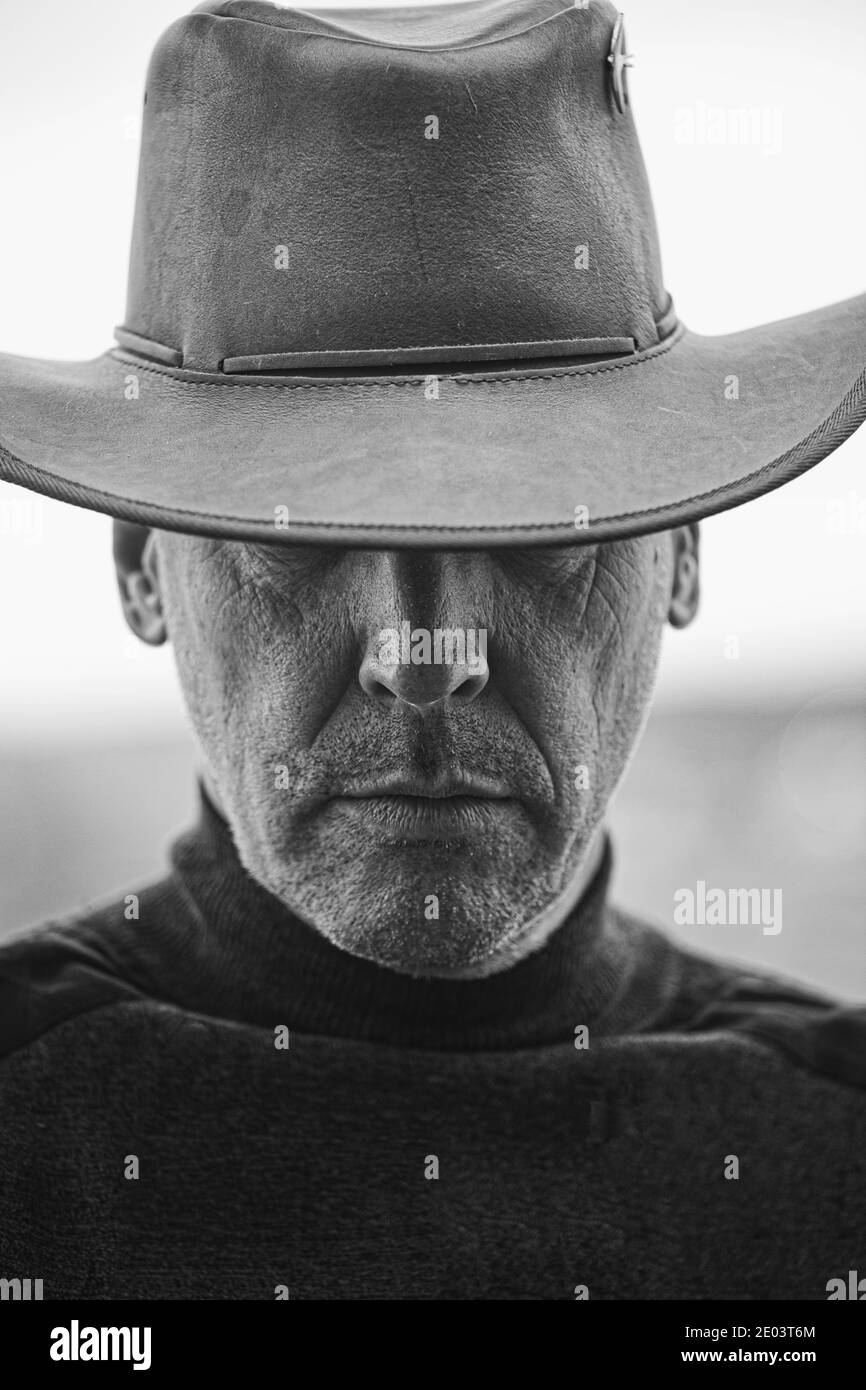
341;772;512;800
332;772;517;842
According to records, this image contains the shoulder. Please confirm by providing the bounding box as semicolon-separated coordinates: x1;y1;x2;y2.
0;887;163;1062
634;914;866;1093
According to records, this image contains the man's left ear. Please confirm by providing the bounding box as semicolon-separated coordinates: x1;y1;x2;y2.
113;520;167;646
667;524;700;629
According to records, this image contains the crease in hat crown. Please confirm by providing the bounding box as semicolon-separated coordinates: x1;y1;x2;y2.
115;0;675;377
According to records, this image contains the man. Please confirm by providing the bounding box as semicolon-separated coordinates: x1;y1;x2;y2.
0;0;864;1301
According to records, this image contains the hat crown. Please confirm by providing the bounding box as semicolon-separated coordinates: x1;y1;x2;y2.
122;0;670;372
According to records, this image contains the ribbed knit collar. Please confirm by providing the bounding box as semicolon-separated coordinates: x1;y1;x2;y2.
126;788;677;1049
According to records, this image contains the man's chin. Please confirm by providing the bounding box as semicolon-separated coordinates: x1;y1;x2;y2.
248;853;548;975
232;804;567;975
298;907;528;978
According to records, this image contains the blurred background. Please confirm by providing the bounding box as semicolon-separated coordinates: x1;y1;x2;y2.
0;0;864;995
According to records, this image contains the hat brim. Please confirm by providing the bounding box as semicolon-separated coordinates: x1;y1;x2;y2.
1;294;864;548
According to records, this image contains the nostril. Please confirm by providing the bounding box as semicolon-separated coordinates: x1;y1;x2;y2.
358;662;400;704
451;671;488;703
358;646;490;709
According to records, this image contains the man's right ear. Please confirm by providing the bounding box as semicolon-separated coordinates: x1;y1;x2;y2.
113;521;167;646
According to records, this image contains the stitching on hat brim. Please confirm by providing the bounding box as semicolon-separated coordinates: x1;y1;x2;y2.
1;358;864;536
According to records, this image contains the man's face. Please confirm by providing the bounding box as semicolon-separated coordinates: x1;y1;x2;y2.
119;529;698;975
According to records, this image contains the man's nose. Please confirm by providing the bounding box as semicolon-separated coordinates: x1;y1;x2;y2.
359;638;489;712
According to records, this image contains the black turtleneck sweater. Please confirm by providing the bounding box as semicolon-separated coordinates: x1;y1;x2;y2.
0;791;863;1300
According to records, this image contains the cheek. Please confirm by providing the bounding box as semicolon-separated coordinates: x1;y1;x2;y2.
544;546;665;797
158;548;273;762
587;552;666;751
168;557;355;762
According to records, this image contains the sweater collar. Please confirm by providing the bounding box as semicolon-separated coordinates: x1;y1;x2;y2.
135;787;669;1049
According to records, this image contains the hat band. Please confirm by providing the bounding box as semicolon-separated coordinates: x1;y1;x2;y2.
114;328;643;373
220;337;639;372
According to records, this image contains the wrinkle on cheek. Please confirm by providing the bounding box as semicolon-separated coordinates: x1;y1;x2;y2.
583;541;664;775
535;560;596;632
495;552;598;695
490;554;599;780
226;550;361;749
159;542;266;770
590;544;656;666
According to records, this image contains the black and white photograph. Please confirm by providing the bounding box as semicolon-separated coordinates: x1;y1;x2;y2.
0;0;864;1355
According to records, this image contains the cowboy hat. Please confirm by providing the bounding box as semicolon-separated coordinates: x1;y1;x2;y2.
0;0;863;548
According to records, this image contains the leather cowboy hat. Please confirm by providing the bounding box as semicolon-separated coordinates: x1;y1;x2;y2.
0;0;864;548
